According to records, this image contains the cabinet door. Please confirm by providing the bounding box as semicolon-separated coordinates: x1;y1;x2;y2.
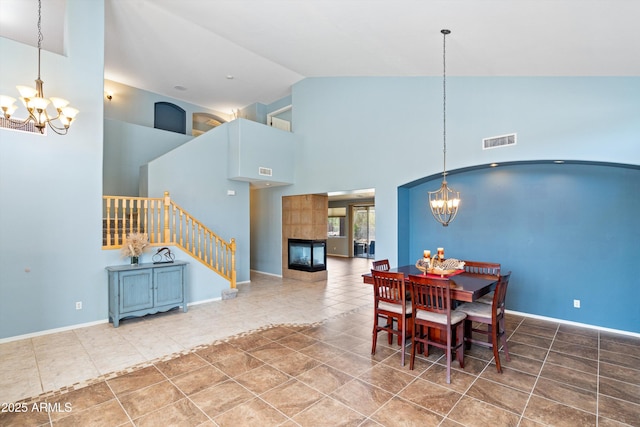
154;266;184;306
119;269;154;312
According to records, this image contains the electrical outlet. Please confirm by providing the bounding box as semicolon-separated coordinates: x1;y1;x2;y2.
573;299;580;309
75;301;82;310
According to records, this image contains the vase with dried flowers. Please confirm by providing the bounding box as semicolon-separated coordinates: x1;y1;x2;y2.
120;232;149;265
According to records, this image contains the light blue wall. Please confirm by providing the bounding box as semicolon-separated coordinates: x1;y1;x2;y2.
250;76;640;333
1;5;639;339
145;121;251;291
103;80;231;197
0;1;235;340
228;118;297;183
104;79;231;135
104;118;191;196
403;163;640;332
0;0;107;339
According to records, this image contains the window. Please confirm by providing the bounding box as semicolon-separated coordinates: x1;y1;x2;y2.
327;207;346;237
154;102;186;134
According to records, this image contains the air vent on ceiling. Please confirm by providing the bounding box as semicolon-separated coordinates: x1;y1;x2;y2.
258;167;273;177
483;133;516;150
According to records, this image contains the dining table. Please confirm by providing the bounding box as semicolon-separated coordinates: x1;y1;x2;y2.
362;264;499;303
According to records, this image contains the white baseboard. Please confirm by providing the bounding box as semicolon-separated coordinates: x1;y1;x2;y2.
250;269;282;278
507;309;640;338
187;297;221;307
0;319;109;344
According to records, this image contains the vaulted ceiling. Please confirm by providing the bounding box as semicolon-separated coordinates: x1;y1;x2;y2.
2;0;639;115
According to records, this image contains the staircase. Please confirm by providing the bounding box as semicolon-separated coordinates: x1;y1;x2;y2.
103;215;143;247
102;192;236;288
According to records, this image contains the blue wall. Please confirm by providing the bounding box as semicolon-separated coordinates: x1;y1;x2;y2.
402;162;640;332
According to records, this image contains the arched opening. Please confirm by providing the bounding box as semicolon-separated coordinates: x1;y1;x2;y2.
192;112;226;136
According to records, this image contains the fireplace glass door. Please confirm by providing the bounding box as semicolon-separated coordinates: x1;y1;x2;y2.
288;239;327;272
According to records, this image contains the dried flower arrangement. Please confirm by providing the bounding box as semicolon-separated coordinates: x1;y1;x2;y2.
120;232;149;258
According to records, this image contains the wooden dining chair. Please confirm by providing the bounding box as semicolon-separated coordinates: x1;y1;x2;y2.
457;272;512;373
371;259;391;271
371;270;411;366
407;274;467;383
462;260;501;304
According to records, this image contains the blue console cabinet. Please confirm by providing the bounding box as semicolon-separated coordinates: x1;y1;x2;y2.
106;261;188;327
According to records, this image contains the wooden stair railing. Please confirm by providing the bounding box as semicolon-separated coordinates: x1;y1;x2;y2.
103;191;236;288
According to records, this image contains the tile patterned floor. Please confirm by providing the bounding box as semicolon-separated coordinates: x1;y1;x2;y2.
1;257;639;426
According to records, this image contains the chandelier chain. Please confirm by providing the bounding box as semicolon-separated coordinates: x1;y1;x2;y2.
442;29;447;179
37;0;43;79
428;29;459;227
37;0;43;48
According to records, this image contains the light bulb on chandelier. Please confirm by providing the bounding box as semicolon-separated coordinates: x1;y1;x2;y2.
0;0;78;135
428;29;460;226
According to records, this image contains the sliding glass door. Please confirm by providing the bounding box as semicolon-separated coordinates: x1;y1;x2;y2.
353;205;375;258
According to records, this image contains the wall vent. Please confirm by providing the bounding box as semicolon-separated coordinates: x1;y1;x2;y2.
483;133;516;150
0;117;44;134
258;167;273;176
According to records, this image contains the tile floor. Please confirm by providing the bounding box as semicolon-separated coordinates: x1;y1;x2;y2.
1;257;639;426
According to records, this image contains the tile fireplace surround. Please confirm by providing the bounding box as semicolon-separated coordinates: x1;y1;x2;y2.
0;257;638;426
281;194;328;282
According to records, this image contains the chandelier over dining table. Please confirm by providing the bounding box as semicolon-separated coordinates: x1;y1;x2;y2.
0;0;79;135
428;29;460;226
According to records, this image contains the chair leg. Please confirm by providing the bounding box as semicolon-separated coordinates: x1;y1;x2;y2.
491;322;502;373
463;320;472;350
445;326;452;384
371;314;378;355
455;322;465;369
500;318;511;362
423;327;430;357
400;315;406;366
409;324;418;370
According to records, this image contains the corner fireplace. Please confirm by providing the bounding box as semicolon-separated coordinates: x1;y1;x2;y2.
288;239;327;272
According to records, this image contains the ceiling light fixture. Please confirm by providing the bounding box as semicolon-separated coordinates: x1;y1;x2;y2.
0;0;78;135
429;29;460;226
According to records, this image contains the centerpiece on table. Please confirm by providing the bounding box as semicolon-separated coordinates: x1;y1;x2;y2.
415;248;465;276
120;232;149;265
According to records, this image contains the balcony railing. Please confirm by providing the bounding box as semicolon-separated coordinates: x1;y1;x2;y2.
103;192;236;288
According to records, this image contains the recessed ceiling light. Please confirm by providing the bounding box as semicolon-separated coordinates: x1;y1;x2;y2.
490;163;499;167
226;75;234;80
553;160;565;164
174;85;187;91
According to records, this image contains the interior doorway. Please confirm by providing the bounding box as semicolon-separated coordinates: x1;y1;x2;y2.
352;205;375;259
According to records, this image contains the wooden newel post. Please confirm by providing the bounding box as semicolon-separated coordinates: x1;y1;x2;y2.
163;191;171;244
230;238;237;288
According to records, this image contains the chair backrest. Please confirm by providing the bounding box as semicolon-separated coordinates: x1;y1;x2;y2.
492;271;512;315
462;260;501;277
408;274;453;319
371;259;391;271
371;270;406;306
372;259;391;271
